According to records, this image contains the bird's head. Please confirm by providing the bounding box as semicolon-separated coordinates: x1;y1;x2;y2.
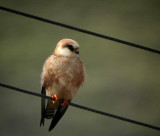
54;39;80;57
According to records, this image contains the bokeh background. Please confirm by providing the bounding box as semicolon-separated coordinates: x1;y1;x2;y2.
0;0;160;136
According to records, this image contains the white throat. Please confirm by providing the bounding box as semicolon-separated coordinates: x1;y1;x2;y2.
59;48;72;57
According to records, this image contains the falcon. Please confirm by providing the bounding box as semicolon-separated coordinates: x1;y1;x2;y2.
40;38;85;131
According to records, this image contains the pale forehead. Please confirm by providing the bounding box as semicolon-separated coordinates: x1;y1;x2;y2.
57;39;79;48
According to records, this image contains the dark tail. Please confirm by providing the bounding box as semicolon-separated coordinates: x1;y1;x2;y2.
45;100;57;119
49;103;69;131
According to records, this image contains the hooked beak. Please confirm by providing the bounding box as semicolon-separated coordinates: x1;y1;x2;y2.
74;48;79;55
75;51;79;54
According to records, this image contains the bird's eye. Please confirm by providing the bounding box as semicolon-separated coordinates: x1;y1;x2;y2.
67;44;74;52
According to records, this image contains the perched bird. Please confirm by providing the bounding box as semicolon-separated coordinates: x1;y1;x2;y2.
40;38;85;131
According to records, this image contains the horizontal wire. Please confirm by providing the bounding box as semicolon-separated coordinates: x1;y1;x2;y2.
0;6;160;55
0;82;160;131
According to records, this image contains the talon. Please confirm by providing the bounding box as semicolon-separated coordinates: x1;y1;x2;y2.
52;95;59;104
61;100;69;106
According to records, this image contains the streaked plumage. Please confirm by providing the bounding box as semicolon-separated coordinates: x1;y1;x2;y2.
40;39;85;131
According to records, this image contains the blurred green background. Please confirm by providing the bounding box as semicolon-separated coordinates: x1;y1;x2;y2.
0;0;160;136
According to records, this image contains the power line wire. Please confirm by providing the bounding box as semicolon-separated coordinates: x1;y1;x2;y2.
0;82;160;131
0;6;160;55
0;6;159;131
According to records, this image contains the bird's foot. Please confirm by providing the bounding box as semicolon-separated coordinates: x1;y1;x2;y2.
61;100;69;106
52;95;59;104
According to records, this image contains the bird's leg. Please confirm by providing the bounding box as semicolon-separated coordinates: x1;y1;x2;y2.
61;100;69;106
52;95;59;104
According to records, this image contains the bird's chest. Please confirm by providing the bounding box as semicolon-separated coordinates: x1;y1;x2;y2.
52;58;80;76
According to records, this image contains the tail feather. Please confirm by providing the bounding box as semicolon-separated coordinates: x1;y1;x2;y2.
49;104;69;131
45;108;56;119
45;99;58;119
40;88;70;132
